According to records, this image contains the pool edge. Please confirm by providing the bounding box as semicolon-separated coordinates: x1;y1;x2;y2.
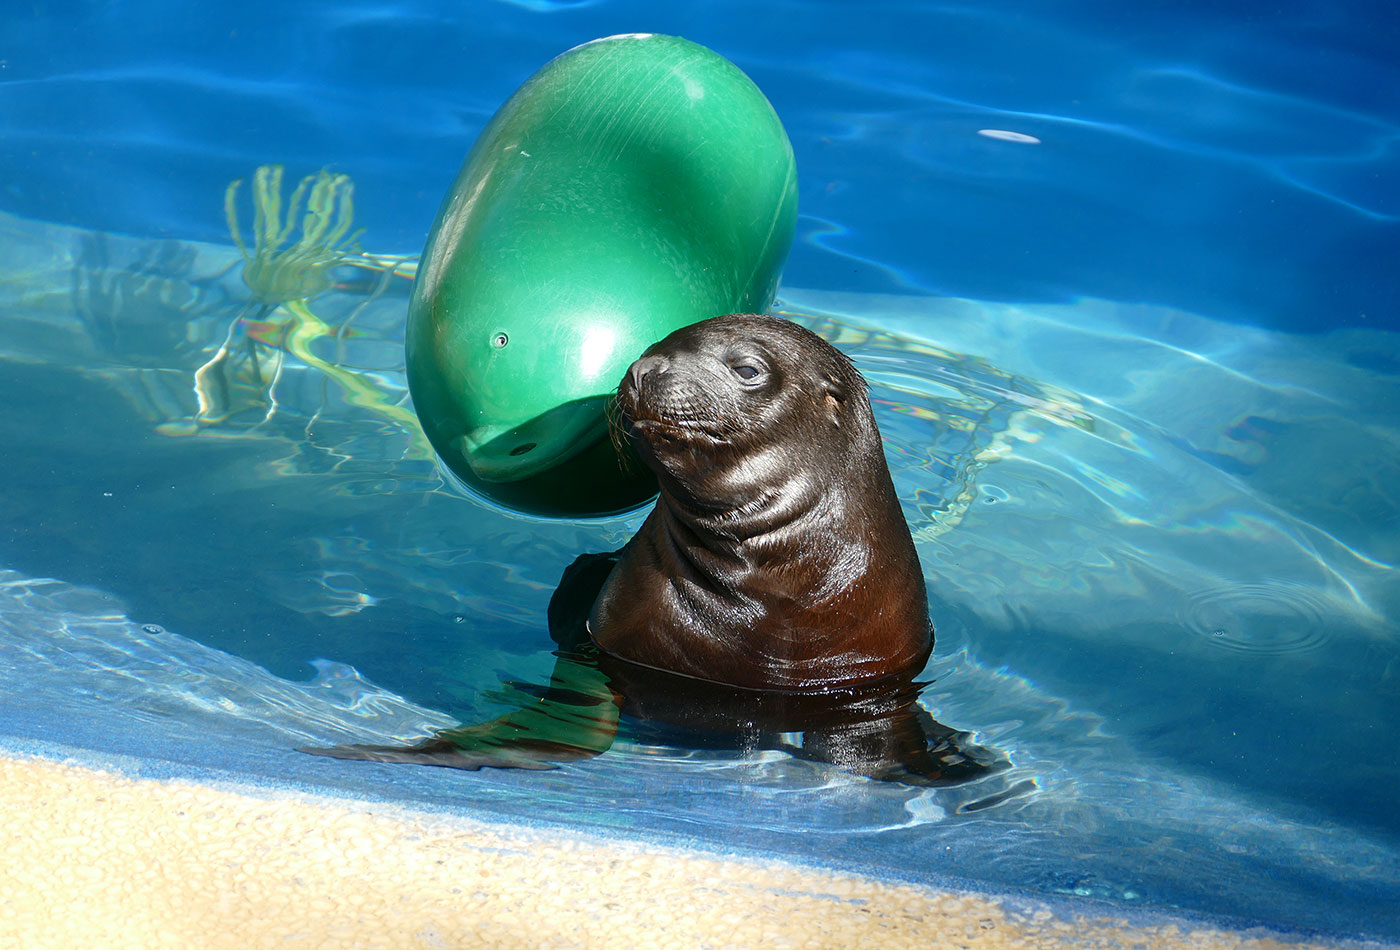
2;747;1390;950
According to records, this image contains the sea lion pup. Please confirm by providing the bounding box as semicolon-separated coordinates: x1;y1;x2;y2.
591;313;932;691
303;316;996;785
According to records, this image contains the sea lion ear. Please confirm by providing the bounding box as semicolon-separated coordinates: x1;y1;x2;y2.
821;373;846;421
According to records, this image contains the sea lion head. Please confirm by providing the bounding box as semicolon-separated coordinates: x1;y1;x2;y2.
614;314;878;516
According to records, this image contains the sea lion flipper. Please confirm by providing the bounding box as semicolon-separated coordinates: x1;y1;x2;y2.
874;745;1003;787
880;723;1008;787
296;719;610;771
298;651;622;772
789;699;1007;788
296;736;561;771
547;550;622;651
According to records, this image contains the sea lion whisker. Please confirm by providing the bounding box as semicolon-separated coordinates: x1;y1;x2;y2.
605;394;645;474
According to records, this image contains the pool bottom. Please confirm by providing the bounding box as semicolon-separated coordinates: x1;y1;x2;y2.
0;753;1381;950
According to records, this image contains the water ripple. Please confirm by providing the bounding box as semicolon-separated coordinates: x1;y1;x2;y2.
1181;583;1332;656
0;570;458;747
3;211;1399;935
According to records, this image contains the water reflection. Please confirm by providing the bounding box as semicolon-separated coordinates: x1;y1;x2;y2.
3;211;1399;933
303;550;1009;792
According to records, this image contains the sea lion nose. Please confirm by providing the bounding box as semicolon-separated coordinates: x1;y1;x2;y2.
627;354;670;391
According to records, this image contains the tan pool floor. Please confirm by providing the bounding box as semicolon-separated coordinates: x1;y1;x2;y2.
0;754;1376;949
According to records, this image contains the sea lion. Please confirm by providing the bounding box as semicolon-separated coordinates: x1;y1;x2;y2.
303;315;996;785
590;313;932;691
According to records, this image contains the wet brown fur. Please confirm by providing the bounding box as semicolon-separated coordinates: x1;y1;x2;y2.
589;314;932;692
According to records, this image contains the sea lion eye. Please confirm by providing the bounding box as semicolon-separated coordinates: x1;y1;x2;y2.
725;349;769;385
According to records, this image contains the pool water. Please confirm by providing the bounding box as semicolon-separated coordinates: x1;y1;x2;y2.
2;0;1398;943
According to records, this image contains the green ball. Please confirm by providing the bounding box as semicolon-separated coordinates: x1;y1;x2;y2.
406;33;798;518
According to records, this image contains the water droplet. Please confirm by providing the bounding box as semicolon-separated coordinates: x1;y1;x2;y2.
141;624;164;634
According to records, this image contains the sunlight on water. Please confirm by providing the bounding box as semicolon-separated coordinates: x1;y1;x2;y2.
0;571;458;747
1;0;1395;938
1;210;1397;933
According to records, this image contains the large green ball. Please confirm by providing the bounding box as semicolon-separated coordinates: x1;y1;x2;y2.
406;34;798;518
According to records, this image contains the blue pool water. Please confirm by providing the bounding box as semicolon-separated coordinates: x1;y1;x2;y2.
2;0;1398;942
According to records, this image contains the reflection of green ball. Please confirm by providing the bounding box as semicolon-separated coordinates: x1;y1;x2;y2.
406;33;798;518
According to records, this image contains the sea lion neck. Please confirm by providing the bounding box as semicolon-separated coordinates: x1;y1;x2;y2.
657;469;830;549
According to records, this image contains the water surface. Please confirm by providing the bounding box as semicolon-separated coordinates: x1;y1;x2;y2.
1;0;1397;941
